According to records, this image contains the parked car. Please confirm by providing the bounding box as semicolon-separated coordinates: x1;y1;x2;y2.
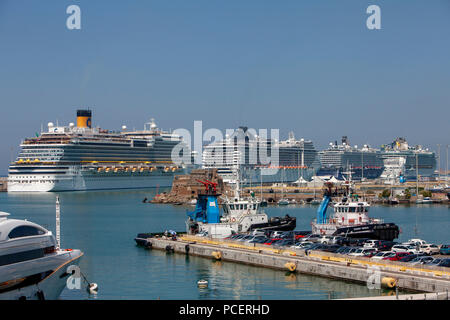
391;245;420;254
408;256;435;265
428;258;443;266
248;236;269;244
419;244;440;255
272;239;295;247
336;246;352;254
399;253;428;262
290;241;314;249
363;240;379;248
383;252;411;261
237;235;254;242
330;236;347;245
300;234;323;243
294;231;312;240
318;235;334;244
348;248;377;257
320;244;341;253
353;238;371;247
439;245;450;255
375;241;396;251
371;251;395;260
263;238;283;245
437;259;450;268
304;243;331;254
406;239;427;246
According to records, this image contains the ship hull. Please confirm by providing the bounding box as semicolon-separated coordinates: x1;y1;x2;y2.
8;167;189;192
333;223;400;241
248;216;296;232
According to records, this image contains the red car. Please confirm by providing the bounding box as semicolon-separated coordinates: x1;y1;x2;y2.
383;252;411;261
264;238;282;245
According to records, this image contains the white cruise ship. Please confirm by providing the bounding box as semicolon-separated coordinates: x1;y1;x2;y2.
8;110;192;192
202;127;320;185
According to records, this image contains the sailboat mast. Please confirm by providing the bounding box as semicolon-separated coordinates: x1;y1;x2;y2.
56;196;61;249
416;152;419;196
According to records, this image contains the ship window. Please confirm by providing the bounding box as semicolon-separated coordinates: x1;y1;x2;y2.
8;226;45;239
349;207;356;213
230;205;234;210
240;204;243;210
244;204;247;210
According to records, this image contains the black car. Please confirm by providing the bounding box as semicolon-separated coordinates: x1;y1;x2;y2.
437;259;450;268
399;253;429;263
336;246;352;254
320;244;341;253
372;240;396;251
355;238;371;246
273;239;295;247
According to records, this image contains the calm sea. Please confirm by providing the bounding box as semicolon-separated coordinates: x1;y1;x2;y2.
0;190;448;300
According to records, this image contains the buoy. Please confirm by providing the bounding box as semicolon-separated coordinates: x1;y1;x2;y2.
212;251;222;260
197;280;208;288
381;277;397;288
284;262;296;272
87;283;99;295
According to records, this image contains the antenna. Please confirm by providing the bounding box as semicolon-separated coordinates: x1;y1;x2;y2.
56;196;61;249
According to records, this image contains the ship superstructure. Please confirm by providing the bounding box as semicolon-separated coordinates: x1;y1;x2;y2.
380;138;436;180
8;110;192;192
318;136;384;180
202;127;320;185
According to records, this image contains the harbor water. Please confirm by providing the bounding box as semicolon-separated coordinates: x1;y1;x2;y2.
0;190;448;300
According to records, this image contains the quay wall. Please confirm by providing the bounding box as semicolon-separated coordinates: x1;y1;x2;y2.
0;178;7;192
144;236;450;294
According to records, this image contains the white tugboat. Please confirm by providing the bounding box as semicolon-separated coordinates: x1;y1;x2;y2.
311;183;400;241
186;180;296;238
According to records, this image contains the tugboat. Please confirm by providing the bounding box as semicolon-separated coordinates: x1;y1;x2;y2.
311;183;400;241
186;180;296;238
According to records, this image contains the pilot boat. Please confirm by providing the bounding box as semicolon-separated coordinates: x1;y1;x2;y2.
186;180;296;238
0;210;83;300
311;183;400;241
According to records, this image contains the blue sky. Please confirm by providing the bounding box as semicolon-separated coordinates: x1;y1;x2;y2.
0;1;449;174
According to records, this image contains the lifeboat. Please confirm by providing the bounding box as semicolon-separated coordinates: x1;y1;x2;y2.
150;167;156;172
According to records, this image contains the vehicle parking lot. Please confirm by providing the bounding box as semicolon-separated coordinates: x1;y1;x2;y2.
223;231;450;268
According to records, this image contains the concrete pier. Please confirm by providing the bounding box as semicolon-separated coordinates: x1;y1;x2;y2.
138;235;450;296
0;178;7;192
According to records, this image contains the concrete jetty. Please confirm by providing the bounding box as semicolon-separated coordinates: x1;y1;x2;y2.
137;235;450;296
0;177;7;192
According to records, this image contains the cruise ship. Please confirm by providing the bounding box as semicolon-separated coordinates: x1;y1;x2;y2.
380;137;436;180
318;136;437;181
202;127;320;185
8;110;192;192
318;136;384;180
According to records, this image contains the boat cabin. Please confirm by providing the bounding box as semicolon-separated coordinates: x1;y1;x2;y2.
332;200;370;225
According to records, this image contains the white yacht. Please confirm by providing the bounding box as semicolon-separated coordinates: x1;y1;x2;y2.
0;212;83;300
